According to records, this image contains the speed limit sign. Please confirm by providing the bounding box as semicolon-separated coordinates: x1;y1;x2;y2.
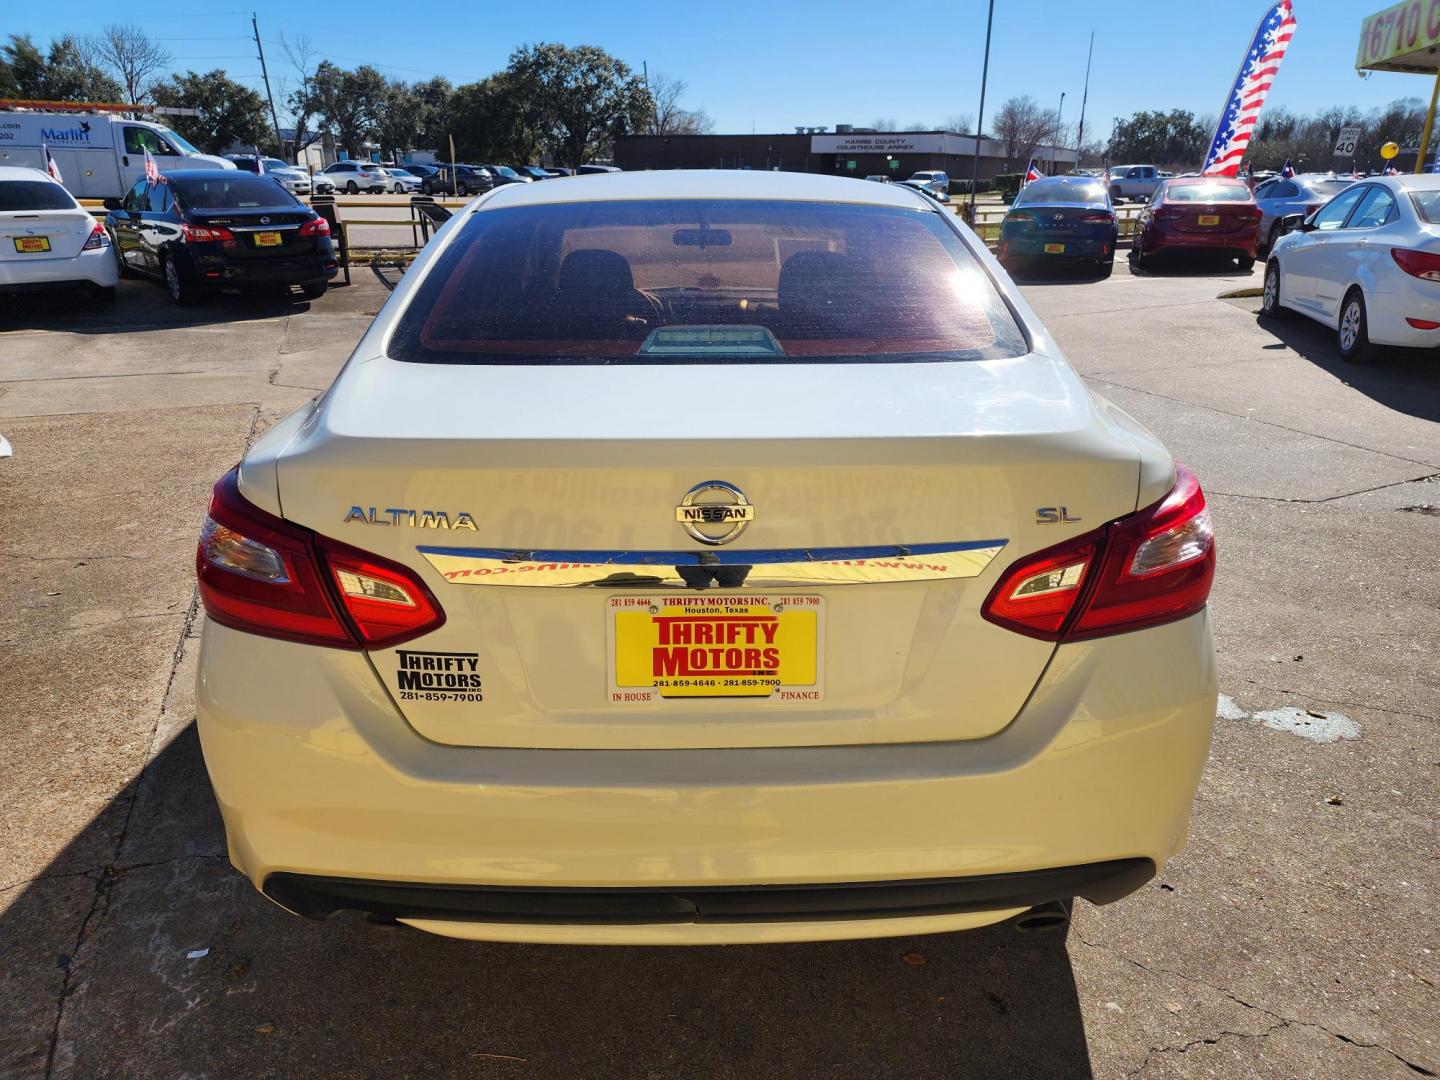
1333;126;1361;158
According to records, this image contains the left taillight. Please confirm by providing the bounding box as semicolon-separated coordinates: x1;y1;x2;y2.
298;216;330;237
83;222;108;249
982;465;1215;642
1391;247;1440;282
196;468;445;649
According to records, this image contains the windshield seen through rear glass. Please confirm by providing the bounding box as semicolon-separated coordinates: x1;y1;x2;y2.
388;198;1026;365
170;176;298;209
1015;180;1105;207
1166;182;1252;202
0;180;78;211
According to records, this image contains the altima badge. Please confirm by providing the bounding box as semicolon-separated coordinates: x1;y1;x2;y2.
675;481;754;546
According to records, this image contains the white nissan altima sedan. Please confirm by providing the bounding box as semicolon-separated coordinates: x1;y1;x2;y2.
195;170;1218;944
1262;174;1440;362
0;166;118;303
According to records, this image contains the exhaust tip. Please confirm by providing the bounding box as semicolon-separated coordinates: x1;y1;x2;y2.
1013;899;1072;933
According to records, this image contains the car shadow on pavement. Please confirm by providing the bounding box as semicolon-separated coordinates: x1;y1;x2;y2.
1126;252;1254;278
2;725;1095;1080
1002;260;1111;287
1254;308;1440;425
0;281;316;334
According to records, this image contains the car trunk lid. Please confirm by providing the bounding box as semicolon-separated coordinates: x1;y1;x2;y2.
0;209;93;261
270;353;1144;750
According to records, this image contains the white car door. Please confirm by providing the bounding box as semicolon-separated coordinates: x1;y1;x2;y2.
1282;184;1368;313
1310;185;1399;320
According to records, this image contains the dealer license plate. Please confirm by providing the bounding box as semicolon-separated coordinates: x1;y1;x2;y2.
254;231;283;247
1044;243;1065;254
609;594;823;702
13;236;50;253
1198;215;1220;226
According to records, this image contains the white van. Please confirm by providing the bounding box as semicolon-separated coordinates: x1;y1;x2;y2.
0;112;234;200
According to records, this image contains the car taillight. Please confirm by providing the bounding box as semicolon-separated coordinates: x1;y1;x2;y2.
83;222;108;249
1007;210;1034;222
196;468;445;649
1080;212;1114;223
298;217;330;237
1391;247;1440;282
982;465;1215;642
181;223;235;245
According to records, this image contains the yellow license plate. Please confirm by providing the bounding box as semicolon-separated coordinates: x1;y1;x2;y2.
1198;215;1221;226
14;236;50;253
609;594;822;702
1044;243;1066;254
254;231;283;246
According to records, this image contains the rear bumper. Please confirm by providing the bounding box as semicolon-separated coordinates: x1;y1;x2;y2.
1363;277;1440;349
1146;228;1258;257
181;246;337;285
0;247;117;289
197;611;1217;943
1001;235;1113;260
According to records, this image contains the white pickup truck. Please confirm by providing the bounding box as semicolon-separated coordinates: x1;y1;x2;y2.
0;112;233;200
1107;164;1162;203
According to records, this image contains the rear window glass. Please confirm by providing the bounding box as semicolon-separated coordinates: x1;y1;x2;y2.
171;175;297;209
1307;179;1354;198
388;198;1027;365
1411;190;1440;224
1015;179;1105;207
0;180;77;211
1166;182;1252;202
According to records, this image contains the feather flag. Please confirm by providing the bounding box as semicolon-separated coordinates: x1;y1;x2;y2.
1202;0;1298;177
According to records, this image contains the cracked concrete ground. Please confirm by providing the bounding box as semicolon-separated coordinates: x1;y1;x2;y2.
1;260;1435;1079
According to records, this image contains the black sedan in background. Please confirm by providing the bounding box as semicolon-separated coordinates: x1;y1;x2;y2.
104;171;338;305
419;165;494;196
997;175;1119;278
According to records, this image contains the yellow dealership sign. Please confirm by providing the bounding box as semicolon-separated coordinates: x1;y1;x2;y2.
1357;0;1440;73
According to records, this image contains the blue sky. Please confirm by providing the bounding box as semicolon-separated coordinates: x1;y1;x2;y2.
8;0;1427;141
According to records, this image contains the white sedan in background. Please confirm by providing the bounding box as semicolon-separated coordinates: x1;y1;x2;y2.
194;170;1218;945
0;165;118;303
1262;174;1440;362
380;167;423;194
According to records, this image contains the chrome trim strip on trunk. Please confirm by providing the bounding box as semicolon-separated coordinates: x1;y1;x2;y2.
417;540;1008;588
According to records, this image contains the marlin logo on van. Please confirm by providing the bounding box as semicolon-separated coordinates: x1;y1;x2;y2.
41;122;92;143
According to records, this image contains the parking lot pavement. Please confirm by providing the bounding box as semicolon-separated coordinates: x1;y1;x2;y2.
1;262;1435;1079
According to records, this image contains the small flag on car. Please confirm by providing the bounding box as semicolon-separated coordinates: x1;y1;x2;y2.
254;148;264;174
42;143;63;183
1023;160;1043;185
1280;159;1295;178
144;147;160;186
1383;163;1398;176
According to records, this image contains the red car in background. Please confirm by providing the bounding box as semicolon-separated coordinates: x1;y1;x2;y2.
1132;177;1263;271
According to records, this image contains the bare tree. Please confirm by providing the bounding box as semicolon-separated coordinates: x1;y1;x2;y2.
870;118;899;131
89;23;170;104
647;72;713;135
280;33;326;160
945;113;975;134
991;95;1060;166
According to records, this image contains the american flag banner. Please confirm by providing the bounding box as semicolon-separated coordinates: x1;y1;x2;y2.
144;147;160;185
1201;0;1298;177
42;143;63;184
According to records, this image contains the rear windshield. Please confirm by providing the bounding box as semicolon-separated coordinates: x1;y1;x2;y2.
1306;179;1354;198
0;180;77;211
1015;179;1105;207
170;176;298;209
1166;182;1252;202
388;198;1027;365
1410;189;1440;224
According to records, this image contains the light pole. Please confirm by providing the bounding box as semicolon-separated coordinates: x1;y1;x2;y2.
1055;91;1066;173
1076;31;1094;168
968;0;996;220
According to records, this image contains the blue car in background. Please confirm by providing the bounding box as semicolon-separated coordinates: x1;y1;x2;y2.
998;175;1119;278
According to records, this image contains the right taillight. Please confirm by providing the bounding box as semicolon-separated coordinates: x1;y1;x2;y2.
982;465;1215;642
196;468;444;649
1391;247;1440;282
298;216;330;237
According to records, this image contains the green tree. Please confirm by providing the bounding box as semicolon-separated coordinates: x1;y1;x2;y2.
0;33;122;101
311;61;388;159
508;43;652;166
1107;110;1208;169
152;70;270;155
450;72;545;163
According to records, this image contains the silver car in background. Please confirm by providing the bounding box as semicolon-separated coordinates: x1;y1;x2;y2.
1253;173;1356;252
